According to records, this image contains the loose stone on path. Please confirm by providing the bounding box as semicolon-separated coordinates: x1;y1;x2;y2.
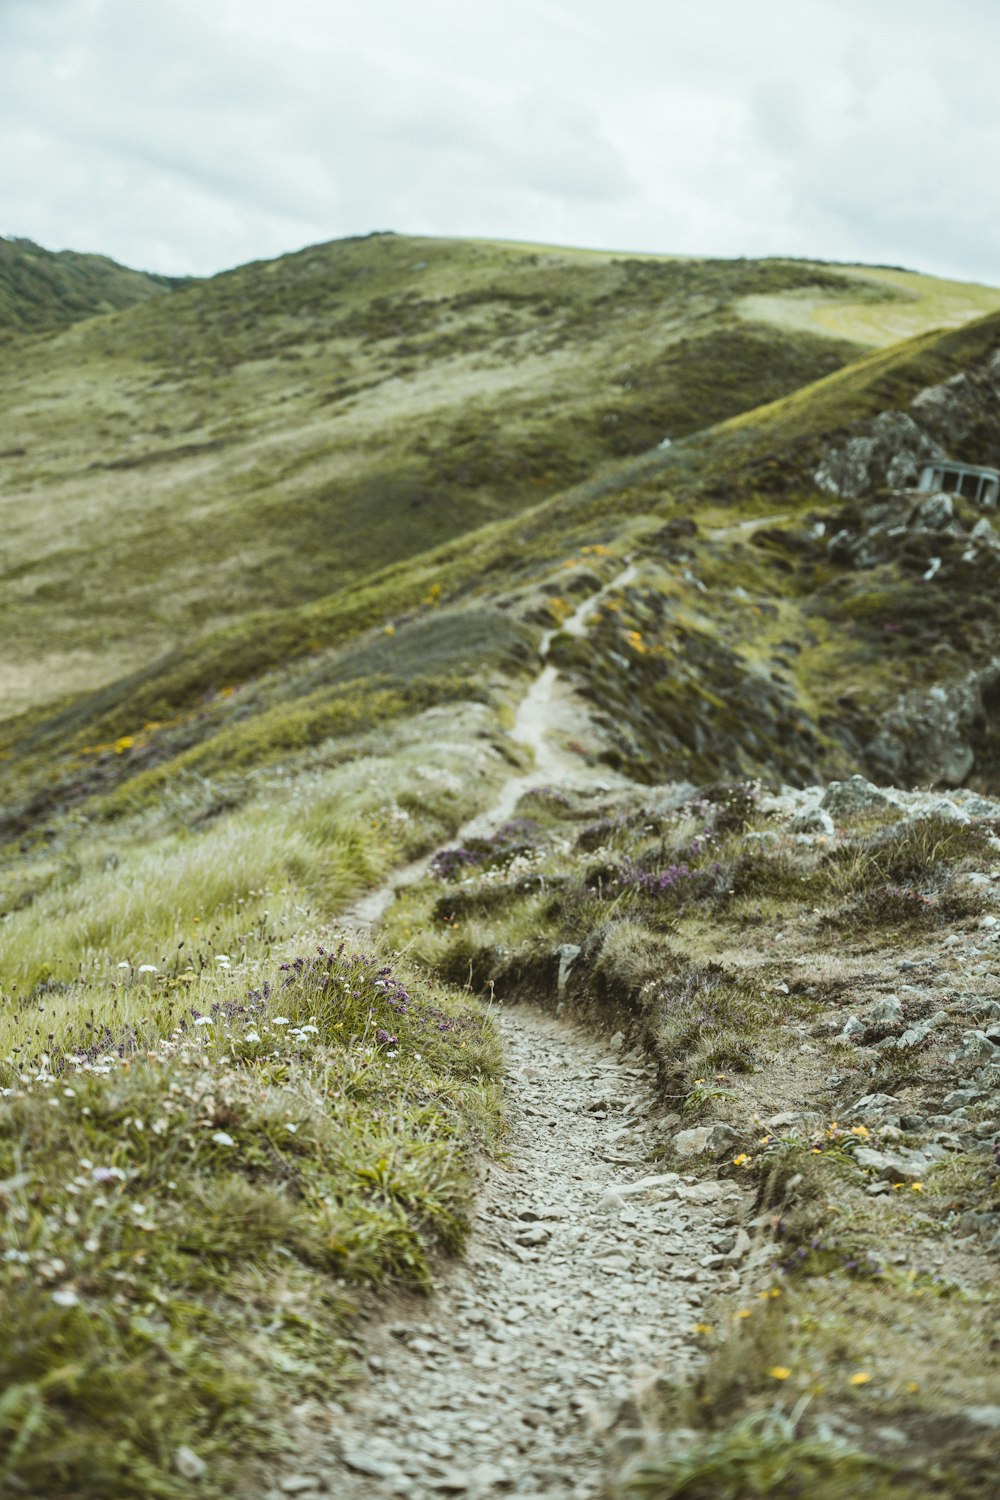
277;1005;742;1499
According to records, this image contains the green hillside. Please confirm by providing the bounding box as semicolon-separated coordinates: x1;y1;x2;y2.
6;299;1000;832
1;236;999;1499
0;235;185;337
8;231;999;725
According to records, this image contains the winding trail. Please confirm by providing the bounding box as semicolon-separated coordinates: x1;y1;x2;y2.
347;564;637;928
307;1011;741;1499
288;564;743;1498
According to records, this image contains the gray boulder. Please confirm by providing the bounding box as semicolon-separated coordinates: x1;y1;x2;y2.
869;995;904;1027
854;1145;932;1182
672;1124;740;1159
789;806;835;836
821;775;890;817
847;1093;902;1122
814;412;944;499
865;661;1000;787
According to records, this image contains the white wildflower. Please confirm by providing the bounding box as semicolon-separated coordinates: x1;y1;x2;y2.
51;1287;80;1308
211;1130;235;1147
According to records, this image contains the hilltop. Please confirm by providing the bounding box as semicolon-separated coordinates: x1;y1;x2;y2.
3;231;999;723
0;236;998;1499
0;235;186;337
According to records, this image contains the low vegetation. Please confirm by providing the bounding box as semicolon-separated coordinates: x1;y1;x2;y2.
3;230;996;724
0;235;184;337
0;681;513;1495
1;943;501;1497
2;232;999;1495
381;782;999;1498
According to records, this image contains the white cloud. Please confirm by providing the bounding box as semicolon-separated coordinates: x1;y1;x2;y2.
0;0;998;280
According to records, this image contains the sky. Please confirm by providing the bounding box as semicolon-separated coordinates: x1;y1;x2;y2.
2;0;999;283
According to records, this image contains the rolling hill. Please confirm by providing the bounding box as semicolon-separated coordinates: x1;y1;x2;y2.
4;232;999;724
0;234;186;337
1;234;999;1500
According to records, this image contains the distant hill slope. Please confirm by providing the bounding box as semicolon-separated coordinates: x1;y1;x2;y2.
2;231;996;724
0;235;187;336
4;299;1000;846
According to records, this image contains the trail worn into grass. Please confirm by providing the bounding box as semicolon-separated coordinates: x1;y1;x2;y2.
347;562;636;930
273;565;743;1496
274;1006;741;1499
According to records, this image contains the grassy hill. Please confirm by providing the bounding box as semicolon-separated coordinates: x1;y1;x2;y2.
0;235;185;337
5;297;1000;833
1;235;999;1498
5;231;999;724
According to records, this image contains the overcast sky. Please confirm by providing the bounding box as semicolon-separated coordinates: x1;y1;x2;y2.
2;0;998;283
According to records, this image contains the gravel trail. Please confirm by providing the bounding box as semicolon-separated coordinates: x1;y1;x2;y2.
347;562;637;930
276;1007;742;1499
285;563;744;1497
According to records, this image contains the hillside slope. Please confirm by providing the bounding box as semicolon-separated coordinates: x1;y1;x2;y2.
5;300;1000;847
4;233;997;723
0;235;185;337
1;246;999;1499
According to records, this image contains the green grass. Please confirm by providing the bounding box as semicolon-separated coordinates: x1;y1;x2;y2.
0;235;185;337
0;943;501;1498
0;671;512;1495
6;232;991;725
623;1407;891;1500
2;233;1000;1496
379;782;998;1500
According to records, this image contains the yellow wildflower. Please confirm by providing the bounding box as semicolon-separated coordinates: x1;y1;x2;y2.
732;1153;752;1167
767;1367;792;1380
911;1182;924;1192
735;1308;752;1320
693;1323;713;1335
849;1372;872;1386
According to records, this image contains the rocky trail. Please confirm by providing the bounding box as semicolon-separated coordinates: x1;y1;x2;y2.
267;557;1000;1499
347;563;637;928
267;566;747;1497
275;1008;742;1499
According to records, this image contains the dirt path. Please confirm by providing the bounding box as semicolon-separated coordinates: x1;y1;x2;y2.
288;563;745;1497
277;1007;741;1499
347;564;637;928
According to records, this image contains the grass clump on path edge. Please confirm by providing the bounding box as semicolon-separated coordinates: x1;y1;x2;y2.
0;943;502;1498
381;781;1000;1499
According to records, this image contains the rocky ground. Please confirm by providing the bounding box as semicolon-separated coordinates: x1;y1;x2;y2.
259;586;1000;1499
260;1007;745;1499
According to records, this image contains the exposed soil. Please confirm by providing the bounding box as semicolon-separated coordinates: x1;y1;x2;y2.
265;570;749;1497
266;1007;742;1499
